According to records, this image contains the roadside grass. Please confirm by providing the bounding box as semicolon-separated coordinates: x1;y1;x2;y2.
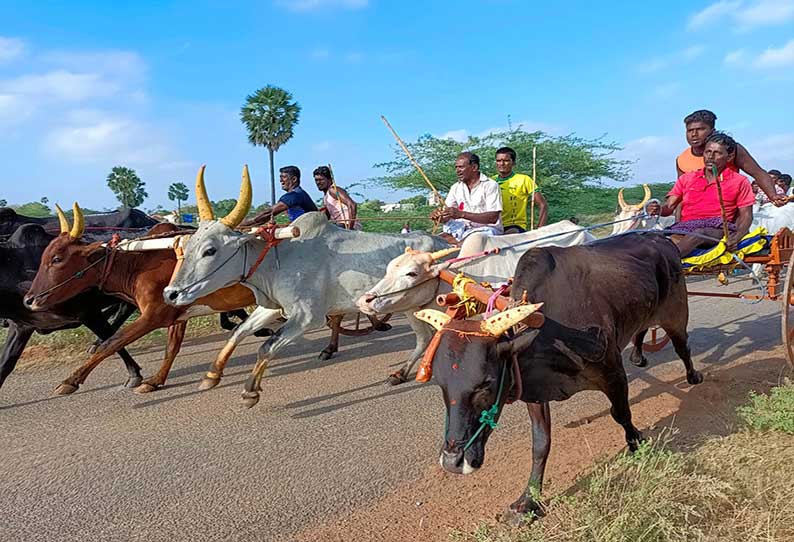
451;380;794;542
1;313;229;370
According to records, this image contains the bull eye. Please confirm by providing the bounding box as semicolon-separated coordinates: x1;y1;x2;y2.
51;256;62;264
406;271;418;278
202;247;217;257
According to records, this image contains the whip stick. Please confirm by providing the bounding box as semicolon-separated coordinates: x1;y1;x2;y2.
712;165;731;245
530;146;537;230
380;115;444;204
327;163;348;228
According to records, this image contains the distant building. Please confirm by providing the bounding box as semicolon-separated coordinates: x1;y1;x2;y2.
427;192;443;206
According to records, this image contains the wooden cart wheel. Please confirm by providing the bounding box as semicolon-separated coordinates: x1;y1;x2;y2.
335;313;393;337
780;251;794;368
643;325;671;352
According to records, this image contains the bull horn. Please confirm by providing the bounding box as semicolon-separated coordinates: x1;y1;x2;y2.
70;202;85;239
195;165;215;222
617;188;627;210
220;164;253;229
54;204;70;234
414;309;451;331
480;303;544;337
429;247;460;261
639;184;651;208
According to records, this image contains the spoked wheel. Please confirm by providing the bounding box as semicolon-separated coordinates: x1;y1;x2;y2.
332;313;393;337
780;252;794;368
643;326;671;352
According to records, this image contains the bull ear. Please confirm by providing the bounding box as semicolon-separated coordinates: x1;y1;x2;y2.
414;309;450;331
495;329;540;360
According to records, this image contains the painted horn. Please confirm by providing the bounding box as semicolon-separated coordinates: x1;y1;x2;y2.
480;303;544;337
195;165;215;222
429;247;460;261
54;203;70;234
220;164;253;229
638;184;651;208
70;202;85;239
414;309;451;331
617;188;627;210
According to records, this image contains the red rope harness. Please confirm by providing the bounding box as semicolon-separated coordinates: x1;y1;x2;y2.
244;224;285;280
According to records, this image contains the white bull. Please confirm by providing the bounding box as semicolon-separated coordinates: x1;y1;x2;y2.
163;168;456;407
357;220;595;318
611;184;675;235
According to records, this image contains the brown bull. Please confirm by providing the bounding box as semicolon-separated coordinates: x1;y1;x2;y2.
23;201;259;394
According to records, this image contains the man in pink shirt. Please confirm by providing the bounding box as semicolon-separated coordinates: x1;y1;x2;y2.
648;132;754;257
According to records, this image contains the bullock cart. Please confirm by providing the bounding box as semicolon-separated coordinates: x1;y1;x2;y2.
643;226;794;368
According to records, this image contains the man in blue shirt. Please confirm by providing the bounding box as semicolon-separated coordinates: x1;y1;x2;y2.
241;165;318;227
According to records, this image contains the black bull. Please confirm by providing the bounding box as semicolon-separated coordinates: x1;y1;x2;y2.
0;224;144;390
0;207;158;238
429;232;702;519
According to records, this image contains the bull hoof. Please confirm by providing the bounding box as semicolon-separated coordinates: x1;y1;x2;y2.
318;349;335;361
125;376;143;389
254;328;273;338
373;322;392;332
499;496;543;526
687;370;704;385
134;382;159;394
241;391;260;409
386;371;407;386
54;383;79;395
630;355;648;368
198;377;220;391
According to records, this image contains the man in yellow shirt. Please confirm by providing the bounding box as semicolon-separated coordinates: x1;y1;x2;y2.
495;147;548;233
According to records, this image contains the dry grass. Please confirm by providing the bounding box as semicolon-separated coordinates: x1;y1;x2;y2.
451;382;794;542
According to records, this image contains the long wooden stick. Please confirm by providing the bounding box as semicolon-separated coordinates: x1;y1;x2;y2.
530;146;537;230
327;163;349;228
380;115;444;204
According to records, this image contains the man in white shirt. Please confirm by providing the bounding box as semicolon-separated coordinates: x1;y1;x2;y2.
430;152;503;243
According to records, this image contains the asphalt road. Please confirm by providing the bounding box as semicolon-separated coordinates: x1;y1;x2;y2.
0;274;789;541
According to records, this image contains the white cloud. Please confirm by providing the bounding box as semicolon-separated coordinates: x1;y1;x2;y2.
755;39;794;67
310;48;330;60
41;50;147;80
0;36;25;63
0;70;118;102
651;83;681;99
637;46;705;74
439;129;468;142
275;0;368;12
724;49;747;64
43;110;172;165
345;51;365;63
689;0;794;31
688;0;742;29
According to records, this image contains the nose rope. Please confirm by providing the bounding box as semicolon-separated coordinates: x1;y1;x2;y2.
444;360;509;454
28;250;110;303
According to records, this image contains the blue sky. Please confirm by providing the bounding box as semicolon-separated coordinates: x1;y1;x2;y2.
2;0;794;211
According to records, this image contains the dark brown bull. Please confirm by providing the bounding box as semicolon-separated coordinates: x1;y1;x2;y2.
416;232;701;521
23;202;264;394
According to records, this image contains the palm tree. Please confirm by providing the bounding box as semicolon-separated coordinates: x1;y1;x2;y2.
167;182;189;221
240;85;301;204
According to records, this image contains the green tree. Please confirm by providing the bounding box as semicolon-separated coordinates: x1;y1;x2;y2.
13;202;51;217
374;128;631;222
360;199;385;213
240;85;301;205
399;195;427;207
167;182;189;219
212;199;238;217
106;166;148;209
0;199;7;207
